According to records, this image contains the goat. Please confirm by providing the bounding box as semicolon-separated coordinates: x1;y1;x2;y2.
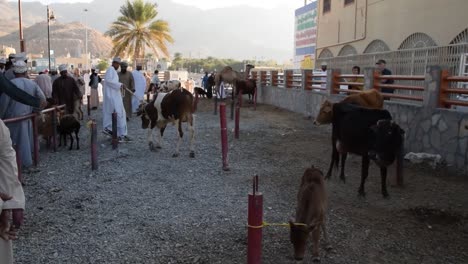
57;114;81;150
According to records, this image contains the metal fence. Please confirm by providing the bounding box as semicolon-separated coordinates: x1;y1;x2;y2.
317;43;468;76
316;43;468;101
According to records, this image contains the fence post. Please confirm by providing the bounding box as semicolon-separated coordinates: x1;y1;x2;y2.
302;69;312;91
364;67;376;90
438;69;450;108
87;95;91;117
271;71;278;87
91;120;98;170
423;66;443;110
219;103;229;171
247;175;263;264
235;89;242;139
31;114;39;167
52;109;57;152
327;69;340;95
285;70;293;88
112;111;118;149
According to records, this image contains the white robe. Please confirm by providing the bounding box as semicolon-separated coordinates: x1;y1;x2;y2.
34;74;53;98
0;119;25;264
102;66;127;137
131;70;146;113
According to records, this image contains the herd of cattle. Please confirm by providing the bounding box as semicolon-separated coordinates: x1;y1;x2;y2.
36;80;404;262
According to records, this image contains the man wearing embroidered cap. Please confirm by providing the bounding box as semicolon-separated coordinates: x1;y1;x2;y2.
52;64;82;118
102;57;131;142
4;53;27;80
0;61;46;170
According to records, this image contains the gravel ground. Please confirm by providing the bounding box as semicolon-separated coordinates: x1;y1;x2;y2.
14;98;468;264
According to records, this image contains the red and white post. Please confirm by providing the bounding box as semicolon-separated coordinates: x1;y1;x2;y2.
247;175;263;264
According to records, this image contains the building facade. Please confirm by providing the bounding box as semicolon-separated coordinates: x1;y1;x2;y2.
315;0;468;75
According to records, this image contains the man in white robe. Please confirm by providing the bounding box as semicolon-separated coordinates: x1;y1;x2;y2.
0;118;25;264
131;65;146;113
102;57;131;142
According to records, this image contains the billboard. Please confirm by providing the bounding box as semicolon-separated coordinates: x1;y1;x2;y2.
294;1;318;69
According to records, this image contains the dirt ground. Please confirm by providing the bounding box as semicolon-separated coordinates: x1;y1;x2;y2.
14;97;468;264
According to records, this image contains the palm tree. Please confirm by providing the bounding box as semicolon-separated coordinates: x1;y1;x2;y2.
105;0;173;60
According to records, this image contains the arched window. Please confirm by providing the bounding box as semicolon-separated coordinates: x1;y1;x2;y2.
450;28;468;44
318;48;333;59
337;45;357;56
363;39;390;53
398;32;437;50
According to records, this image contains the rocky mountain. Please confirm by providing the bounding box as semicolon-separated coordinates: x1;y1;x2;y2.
1;0;295;62
0;21;112;58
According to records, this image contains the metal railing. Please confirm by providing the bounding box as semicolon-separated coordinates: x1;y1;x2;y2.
439;70;468;108
317;43;468;76
3;104;66;167
253;69;468;108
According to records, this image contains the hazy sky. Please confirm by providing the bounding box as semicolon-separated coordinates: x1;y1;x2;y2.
18;0;304;9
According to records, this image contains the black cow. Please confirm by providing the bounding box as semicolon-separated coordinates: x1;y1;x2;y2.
326;103;404;197
136;89;196;158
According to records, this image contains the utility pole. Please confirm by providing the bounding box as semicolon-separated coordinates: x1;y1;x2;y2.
18;0;25;52
84;9;88;70
47;5;55;70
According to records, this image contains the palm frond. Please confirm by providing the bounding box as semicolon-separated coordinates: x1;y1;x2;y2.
106;0;171;60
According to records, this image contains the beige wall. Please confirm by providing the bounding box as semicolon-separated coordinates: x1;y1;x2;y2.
316;0;468;57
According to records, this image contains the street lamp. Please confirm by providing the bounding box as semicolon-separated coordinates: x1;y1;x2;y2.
47;5;55;70
84;8;88;70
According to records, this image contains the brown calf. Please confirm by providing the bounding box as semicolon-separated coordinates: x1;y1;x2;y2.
290;166;330;262
314;89;384;125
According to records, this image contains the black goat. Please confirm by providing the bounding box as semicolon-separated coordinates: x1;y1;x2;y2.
57;114;81;150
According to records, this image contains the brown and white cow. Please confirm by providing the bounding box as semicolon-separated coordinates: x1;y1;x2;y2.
290;166;331;262
158;80;182;93
136;88;196;158
313;89;384;125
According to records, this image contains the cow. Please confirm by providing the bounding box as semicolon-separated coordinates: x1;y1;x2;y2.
158;80;182;93
326;102;404;197
136;88;196;158
313;89;384;125
290;166;331;262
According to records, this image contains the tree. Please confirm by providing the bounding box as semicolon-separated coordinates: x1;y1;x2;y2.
97;60;109;71
105;0;173;61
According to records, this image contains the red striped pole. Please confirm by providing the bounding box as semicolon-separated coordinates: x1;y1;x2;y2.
13;144;22;184
112;111;118;149
219;103;229;171
91;120;98;170
247;175;263;264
